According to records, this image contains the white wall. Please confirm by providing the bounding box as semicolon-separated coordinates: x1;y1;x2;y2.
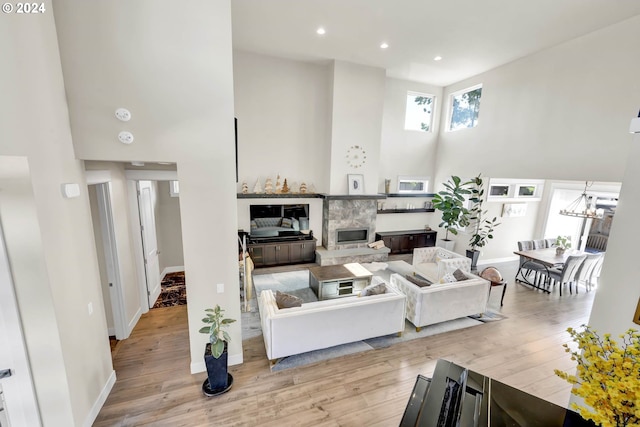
588;133;640;336
329;61;386;194
156;181;185;271
233;51;332;193
432;16;640;258
53;0;241;375
379;78;442;194
0;7;113;424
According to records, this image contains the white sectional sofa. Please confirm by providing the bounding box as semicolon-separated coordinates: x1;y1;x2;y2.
258;278;406;362
412;247;472;283
390;272;490;330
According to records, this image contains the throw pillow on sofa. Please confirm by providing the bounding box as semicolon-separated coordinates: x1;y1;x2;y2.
360;282;386;296
280;218;293;228
453;269;468;281
435;249;453;263
275;291;303;309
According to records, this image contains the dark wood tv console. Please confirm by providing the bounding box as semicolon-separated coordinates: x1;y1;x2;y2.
247;235;316;267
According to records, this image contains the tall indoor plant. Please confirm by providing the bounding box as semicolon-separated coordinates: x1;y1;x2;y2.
467;174;500;269
199;305;236;395
432;175;472;250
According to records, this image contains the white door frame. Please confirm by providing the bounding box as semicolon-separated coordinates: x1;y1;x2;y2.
124;169;178;313
86;170;130;340
95;183;128;340
0;221;42;426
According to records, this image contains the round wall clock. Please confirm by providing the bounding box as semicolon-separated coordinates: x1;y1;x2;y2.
346;145;366;168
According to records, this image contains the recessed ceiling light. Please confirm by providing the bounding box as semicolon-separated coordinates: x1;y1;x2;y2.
434;56;443;61
380;42;389;49
131;161;145;167
316;27;326;35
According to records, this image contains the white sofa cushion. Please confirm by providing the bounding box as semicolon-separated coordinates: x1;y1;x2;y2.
258;280;406;360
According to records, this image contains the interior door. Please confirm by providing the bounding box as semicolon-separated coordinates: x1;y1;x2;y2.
137;181;161;308
0;223;42;426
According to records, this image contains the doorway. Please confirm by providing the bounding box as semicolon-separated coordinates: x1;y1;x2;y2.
0;222;42;426
544;182;620;251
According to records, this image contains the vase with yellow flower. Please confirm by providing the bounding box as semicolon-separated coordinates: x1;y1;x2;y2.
554;325;640;427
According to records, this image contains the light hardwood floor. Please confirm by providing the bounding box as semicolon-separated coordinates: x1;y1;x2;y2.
94;261;594;426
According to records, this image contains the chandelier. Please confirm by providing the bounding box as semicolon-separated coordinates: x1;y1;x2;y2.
559;181;604;219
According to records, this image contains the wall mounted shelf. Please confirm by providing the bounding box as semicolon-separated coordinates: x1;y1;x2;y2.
382;193;436;198
377;208;435;214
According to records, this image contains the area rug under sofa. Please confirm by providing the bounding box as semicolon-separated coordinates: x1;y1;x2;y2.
248;267;502;371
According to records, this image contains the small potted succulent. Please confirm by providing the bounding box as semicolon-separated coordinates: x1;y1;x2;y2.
555;235;571;255
199;305;235;396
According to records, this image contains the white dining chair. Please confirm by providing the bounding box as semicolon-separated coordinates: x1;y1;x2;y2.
575;253;602;292
544;254;587;296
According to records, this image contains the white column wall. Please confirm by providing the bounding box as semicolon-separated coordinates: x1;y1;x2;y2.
53;0;240;376
0;6;112;424
233;51;332;194
329;61;386;195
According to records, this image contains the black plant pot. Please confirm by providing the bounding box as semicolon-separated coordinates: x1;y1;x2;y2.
204;342;229;391
466;249;480;270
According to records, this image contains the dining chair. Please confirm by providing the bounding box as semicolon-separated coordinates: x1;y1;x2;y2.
544;254;587;296
516;240;546;284
544;238;556;248
575;253;602;292
532;239;546;249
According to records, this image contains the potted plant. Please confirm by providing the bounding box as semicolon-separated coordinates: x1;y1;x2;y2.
555;235;571;255
199;305;236;396
432;175;472;251
467;174;500;269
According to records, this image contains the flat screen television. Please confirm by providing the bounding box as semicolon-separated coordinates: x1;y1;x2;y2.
250;204;309;220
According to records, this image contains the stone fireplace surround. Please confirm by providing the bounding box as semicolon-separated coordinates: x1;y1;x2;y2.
317;195;390;266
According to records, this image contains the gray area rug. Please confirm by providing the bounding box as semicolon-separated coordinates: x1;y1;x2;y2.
246;265;503;371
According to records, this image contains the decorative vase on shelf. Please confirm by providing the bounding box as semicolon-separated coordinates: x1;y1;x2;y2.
384;179;391;194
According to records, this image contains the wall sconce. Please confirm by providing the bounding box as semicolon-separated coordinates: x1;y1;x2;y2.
118;131;134;144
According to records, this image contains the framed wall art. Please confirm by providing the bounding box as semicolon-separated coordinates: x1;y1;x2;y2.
347;174;364;195
502;203;527;217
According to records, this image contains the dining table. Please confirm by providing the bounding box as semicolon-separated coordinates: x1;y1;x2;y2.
513;247;584;293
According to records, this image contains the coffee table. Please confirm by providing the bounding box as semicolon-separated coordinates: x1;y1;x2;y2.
309;263;373;300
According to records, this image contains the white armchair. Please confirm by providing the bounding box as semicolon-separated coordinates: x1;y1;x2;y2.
412;247;471;283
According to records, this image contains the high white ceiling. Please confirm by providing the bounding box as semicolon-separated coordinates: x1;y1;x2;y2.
231;0;640;87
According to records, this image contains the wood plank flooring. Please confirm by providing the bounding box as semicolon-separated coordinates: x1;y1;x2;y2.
94;260;594;426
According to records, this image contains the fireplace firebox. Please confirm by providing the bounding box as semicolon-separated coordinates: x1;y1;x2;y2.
336;228;369;245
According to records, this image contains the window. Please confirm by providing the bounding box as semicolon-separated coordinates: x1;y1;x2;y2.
397;176;430;194
448;85;482;131
169;180;179;197
405;92;435;132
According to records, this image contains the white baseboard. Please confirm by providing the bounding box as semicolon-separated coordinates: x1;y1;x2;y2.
83;370;116;427
160;265;185;280
190;352;243;374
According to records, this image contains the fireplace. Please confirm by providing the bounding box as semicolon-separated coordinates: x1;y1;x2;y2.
336;228;369;245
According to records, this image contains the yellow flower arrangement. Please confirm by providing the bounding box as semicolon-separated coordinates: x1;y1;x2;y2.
554;325;640;427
